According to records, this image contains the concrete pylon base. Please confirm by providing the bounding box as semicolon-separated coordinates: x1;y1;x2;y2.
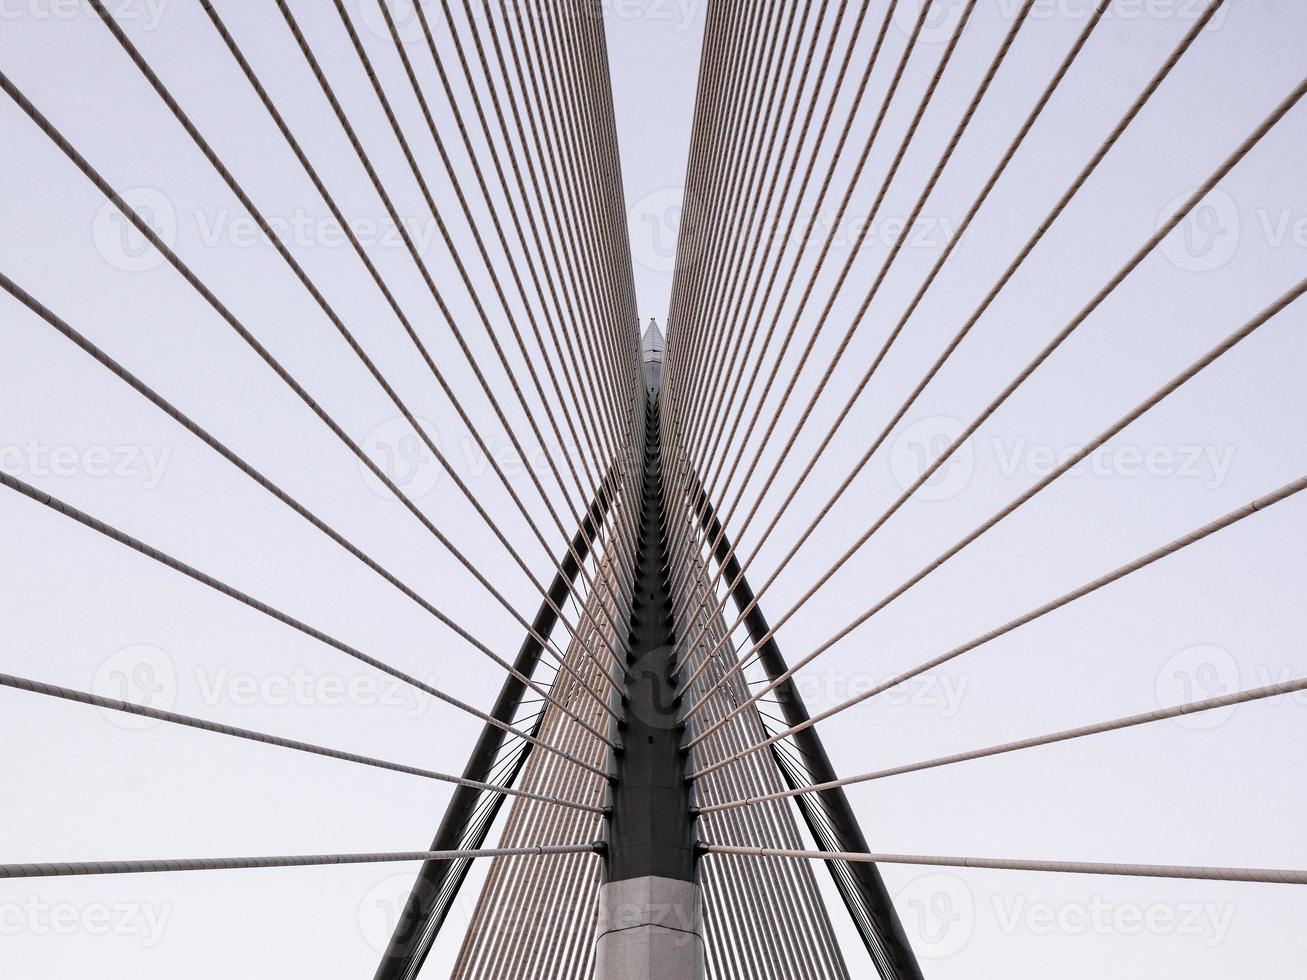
594;876;705;979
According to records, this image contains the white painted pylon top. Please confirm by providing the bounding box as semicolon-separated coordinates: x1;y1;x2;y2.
641;317;665;362
641;318;664;393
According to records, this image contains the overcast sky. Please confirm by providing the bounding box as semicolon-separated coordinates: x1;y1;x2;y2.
2;0;1305;978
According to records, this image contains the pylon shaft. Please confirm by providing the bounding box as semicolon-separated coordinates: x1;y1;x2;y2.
597;395;705;977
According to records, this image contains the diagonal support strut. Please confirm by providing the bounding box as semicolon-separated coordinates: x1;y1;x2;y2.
686;475;923;980
373;480;615;980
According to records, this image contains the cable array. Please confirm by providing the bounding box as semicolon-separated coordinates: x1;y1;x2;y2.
659;0;1306;973
2;0;639;936
2;0;1304;977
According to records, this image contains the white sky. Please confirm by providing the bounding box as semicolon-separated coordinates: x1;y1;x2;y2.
1;0;1305;977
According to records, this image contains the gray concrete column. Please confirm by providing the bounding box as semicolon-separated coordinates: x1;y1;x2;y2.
595;876;705;980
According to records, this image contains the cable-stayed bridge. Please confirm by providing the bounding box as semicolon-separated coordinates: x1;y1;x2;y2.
1;0;1304;977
